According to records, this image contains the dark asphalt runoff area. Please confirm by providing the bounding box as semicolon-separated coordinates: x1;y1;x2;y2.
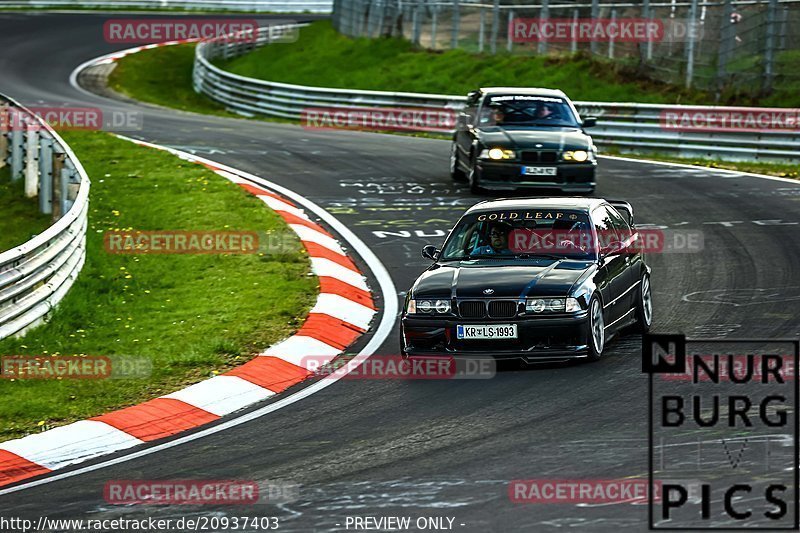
0;12;799;532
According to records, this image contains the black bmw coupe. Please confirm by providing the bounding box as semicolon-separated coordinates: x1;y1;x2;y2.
400;198;652;363
451;87;598;194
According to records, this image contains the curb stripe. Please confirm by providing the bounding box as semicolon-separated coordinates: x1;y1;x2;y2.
91;398;219;442
0;451;51;486
275;211;330;232
319;277;375;309
297;313;365;350
162;376;276;417
225;356;312;394
303;242;359;272
310;294;376;331
236;182;295;205
0;421;143;471
311;258;369;290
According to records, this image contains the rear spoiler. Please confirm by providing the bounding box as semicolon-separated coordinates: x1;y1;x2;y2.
607;200;634;226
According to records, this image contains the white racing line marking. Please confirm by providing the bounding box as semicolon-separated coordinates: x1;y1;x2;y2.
599;155;800;185
0;138;397;497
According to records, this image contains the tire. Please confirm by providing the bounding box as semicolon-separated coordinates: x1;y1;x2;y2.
468;154;484;194
399;327;409;359
633;274;653;333
450;142;468;183
586;296;605;362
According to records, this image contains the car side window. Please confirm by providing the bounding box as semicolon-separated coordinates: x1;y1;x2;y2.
605;205;633;243
592;206;621;252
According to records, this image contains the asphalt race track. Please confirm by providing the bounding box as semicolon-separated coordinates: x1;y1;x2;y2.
1;12;799;532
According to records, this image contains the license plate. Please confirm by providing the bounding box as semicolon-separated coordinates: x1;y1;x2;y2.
522;166;557;176
456;324;518;340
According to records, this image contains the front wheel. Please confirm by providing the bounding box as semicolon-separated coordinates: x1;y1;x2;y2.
468;156;484;194
450;142;467;183
633;274;653;333
586;296;605;362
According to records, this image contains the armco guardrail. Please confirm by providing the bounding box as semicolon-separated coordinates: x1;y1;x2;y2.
0;95;89;339
0;0;332;12
193;24;800;163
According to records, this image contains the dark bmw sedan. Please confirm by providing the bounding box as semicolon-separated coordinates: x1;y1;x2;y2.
450;88;598;194
400;198;652;363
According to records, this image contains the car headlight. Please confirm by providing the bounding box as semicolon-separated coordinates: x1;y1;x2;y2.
563;150;590;162
480;148;516;160
525;297;581;313
407;299;451;314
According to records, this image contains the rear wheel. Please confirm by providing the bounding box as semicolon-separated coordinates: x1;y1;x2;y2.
586;296;605;362
450;142;467;183
633;274;653;333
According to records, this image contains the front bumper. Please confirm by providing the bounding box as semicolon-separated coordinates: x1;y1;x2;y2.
400;312;590;363
476;160;596;191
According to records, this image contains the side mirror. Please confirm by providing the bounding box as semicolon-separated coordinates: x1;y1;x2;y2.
582;117;597;128
466;90;481;105
421;245;440;261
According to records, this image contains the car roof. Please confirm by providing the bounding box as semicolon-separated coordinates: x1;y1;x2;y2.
465;197;606;214
479;87;568;98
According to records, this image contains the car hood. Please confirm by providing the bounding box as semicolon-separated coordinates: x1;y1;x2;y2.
477;127;591;151
411;260;595;299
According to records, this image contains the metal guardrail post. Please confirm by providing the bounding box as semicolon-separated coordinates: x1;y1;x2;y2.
49;150;64;221
506;10;513;53
478;8;485;53
490;0;499;54
717;0;734;91
0;103;7;170
451;0;459;49
571;9;578;54
538;0;549;55
590;0;599;55
609;9;616;59
643;0;652;61
10;112;24;181
762;0;779;94
431;4;437;49
685;0;698;89
38;133;52;202
60;165;75;214
39;140;55;215
25;121;38;198
412;4;420;45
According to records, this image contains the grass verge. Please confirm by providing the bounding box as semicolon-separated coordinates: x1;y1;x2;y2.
0;167;52;252
218;21;709;104
0;131;317;442
107;20;795;179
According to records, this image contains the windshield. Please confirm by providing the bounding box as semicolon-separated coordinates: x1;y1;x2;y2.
441;209;596;261
478;95;581;128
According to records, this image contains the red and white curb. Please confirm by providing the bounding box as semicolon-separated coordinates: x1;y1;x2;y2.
0;136;378;488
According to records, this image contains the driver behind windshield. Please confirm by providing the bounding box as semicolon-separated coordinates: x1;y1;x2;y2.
472;222;514;255
535;102;564;121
